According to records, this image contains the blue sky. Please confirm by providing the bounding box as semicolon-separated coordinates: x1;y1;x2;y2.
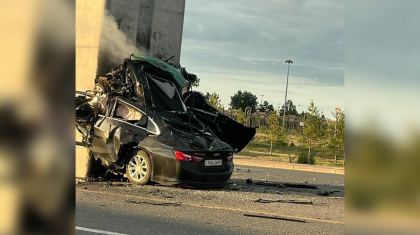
180;0;344;118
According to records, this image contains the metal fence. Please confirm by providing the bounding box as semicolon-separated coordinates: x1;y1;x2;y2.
222;109;331;133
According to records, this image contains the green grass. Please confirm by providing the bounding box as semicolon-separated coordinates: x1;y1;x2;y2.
237;134;344;167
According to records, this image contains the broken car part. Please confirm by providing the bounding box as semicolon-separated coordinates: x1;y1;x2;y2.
283;183;318;189
255;181;286;188
316;190;341;196
254;199;313;205
254;181;318;189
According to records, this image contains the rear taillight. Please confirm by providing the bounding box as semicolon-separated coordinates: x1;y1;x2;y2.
174;151;204;162
227;153;234;161
175;151;192;161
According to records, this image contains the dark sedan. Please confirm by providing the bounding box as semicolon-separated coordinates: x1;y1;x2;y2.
76;55;255;188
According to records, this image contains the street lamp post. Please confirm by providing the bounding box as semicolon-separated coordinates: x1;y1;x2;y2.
282;59;293;127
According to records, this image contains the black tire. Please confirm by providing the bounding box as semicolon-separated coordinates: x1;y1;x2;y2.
125;150;152;185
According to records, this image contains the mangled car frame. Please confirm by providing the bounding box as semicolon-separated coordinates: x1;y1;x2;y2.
76;55;256;188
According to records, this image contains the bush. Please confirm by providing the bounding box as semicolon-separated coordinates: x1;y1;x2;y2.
296;152;307;164
288;154;296;163
296;152;316;165
308;154;316;165
277;140;288;147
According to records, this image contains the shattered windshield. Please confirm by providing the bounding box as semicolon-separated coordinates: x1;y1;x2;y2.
147;75;186;112
130;60;187;113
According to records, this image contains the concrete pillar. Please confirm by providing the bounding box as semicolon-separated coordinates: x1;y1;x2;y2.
105;0;186;64
105;0;141;43
75;0;106;178
148;0;185;63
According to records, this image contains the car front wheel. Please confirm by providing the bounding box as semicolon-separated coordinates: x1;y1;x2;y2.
126;150;151;185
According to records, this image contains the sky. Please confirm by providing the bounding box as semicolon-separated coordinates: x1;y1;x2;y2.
345;0;420;140
180;0;344;119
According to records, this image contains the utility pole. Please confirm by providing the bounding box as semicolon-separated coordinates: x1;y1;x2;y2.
282;59;293;127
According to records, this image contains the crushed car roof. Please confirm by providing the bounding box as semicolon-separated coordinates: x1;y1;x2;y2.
130;54;187;88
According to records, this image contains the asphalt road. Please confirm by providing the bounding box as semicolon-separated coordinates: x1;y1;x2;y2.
76;165;344;235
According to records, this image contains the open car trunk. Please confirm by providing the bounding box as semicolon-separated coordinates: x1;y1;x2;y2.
183;91;256;153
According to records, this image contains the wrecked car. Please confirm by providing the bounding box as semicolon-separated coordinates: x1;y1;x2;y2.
76;55;256;188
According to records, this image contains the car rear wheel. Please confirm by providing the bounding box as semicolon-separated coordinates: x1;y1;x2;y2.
126;151;151;185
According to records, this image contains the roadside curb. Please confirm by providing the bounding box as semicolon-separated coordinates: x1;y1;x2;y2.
233;159;345;175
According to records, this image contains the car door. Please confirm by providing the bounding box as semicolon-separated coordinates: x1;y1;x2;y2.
92;98;150;162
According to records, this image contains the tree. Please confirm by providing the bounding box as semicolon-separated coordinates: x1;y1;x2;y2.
229;90;258;112
301;100;324;157
257;101;274;113
204;92;223;111
234;109;246;125
190;77;200;87
279;99;298;116
327;109;345;164
204;92;212;102
265;112;285;156
299;111;305;118
340;112;345;166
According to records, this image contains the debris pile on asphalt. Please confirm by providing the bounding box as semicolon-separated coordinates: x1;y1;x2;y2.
316;190;341;196
255;181;286;188
283;183;318;189
84;174;126;183
246;178;253;184
253;181;317;189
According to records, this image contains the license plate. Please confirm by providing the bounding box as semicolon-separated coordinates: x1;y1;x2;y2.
204;159;222;166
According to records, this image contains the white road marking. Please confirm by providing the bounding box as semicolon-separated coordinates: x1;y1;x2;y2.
76;226;130;235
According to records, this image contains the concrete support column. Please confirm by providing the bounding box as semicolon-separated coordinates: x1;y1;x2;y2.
75;0;106;178
148;0;185;63
105;0;186;64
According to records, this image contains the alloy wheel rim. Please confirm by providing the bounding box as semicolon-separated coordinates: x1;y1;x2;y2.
128;155;148;181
